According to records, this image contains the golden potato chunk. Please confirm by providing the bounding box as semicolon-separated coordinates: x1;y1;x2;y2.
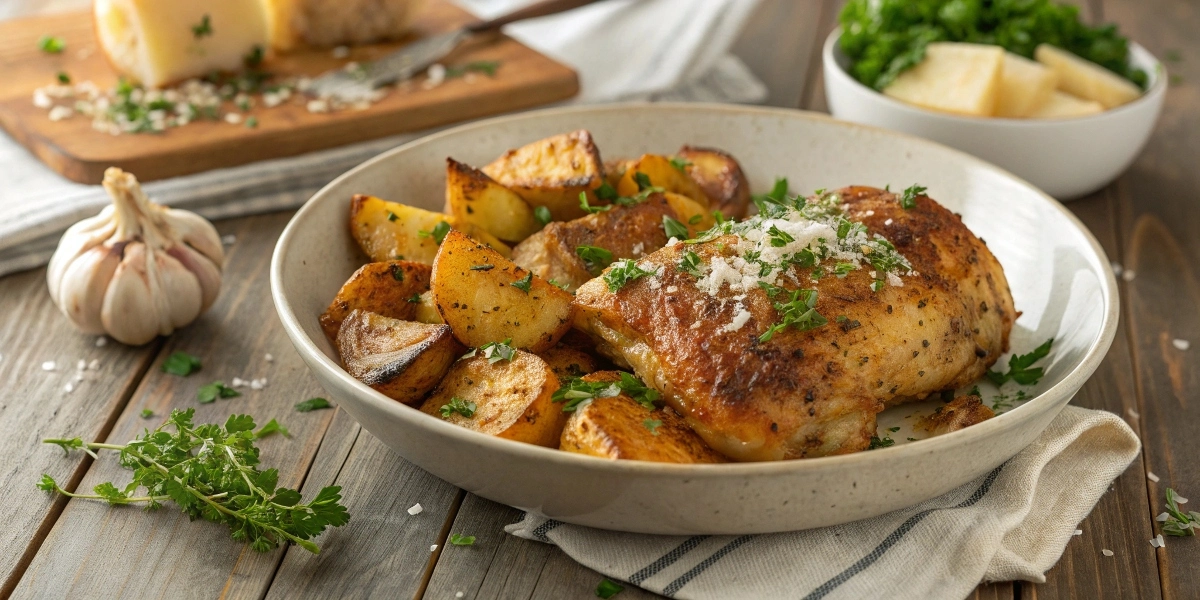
537;345;598;382
483;130;605;222
350;194;511;264
412;290;443;324
676;146;751;219
432;230;574;352
616;154;710;209
559;372;727;463
419;351;565;447
915;395;995;436
319;261;431;341
337;309;464;405
445;158;542;243
603;157;634;189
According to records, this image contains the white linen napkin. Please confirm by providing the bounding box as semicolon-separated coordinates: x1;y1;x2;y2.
506;406;1141;600
0;0;766;277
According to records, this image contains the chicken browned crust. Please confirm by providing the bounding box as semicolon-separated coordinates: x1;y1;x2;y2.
915;395;996;436
572;186;1014;461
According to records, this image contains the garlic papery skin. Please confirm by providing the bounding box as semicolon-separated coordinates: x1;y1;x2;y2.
47;168;224;345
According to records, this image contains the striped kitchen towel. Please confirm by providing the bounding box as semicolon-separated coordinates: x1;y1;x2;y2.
507;405;1141;600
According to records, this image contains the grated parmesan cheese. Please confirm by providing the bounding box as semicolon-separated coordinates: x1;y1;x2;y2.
722;305;752;332
408;503;423;515
1101;549;1114;557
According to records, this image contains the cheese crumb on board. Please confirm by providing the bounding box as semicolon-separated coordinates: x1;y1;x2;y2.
407;503;423;515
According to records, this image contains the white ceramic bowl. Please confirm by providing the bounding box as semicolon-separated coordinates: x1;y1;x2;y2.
823;30;1166;200
271;103;1118;534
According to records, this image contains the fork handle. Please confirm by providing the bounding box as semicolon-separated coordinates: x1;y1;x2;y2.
464;0;607;34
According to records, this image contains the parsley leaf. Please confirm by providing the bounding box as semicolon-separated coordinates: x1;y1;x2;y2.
386;210;398;221
643;419;662;435
751;177;790;217
254;418;290;439
534;205;552;225
669;157;692;171
476;339;516;364
295;397;333;412
987;338;1054;385
37;409;349;554
38;35;65;54
191;14;213;39
576;246;614;275
633;171;653;191
759;288;827;342
1160;488;1200;537
511;272;533;293
56;71;70;84
617;372;660;409
662;215;689;240
603;259;656;292
445;60;500;78
161;352;202;376
552;373;658;412
197;381;240;404
580;192;614;214
408;293;422;303
140;409;154;419
869;434;895;449
449;533;476;546
440;396;477;419
678;250;704;277
595;181;619;201
418;221;451;244
899;185;926;210
596;579;625;599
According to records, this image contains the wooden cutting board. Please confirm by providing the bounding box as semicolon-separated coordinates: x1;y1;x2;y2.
0;2;579;184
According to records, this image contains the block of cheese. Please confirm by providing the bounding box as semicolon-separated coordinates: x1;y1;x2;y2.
265;0;430;52
94;0;269;88
1027;90;1105;119
1034;44;1141;109
994;52;1058;118
883;42;1006;116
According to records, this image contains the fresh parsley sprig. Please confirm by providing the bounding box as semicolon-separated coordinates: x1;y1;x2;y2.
899;185;926;210
603;259;656;292
987;338;1054;386
38;409;349;554
464;339;516;364
440;396;477;419
552;373;659;412
662;216;689;240
759;288;827;343
1160;488;1199;537
576;246;614;275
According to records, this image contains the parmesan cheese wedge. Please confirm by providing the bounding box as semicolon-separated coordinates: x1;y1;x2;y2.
995;52;1058;118
1027;90;1105;119
1035;44;1142;109
883;42;1005;117
265;0;429;51
94;0;269;88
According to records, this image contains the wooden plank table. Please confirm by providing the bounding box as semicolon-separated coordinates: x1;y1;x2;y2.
1;0;1195;598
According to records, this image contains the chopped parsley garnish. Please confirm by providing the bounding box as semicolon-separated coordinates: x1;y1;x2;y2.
678;250;704;277
633;171;653;191
255;419;290;439
603;259;656;292
579;192;614;214
534;205;552;225
595;181;618;201
386;211;398;221
759;288;827;343
56;72;70;84
446;60;500;78
1160;488;1199;537
688;214;703;225
161;351;202;376
440;396;477;419
869;434;895;449
548;278;570;291
191;14;213;39
552;373;658;412
244;116;259;129
391;265;405;281
833;262;855;278
987;338;1054;386
766;224;795;247
899;185;926;210
750;177;790;217
669;157;692;171
469;264;494;271
38;35;65;54
418;221;452;244
407;293;422;303
449;533;477;546
642;419;662;435
576;246;614;275
596;579;625;599
295;397;333;412
244;45;265;68
462;339;516;364
662;215;689;240
511;272;533;293
140;409;154;419
197;381;240;404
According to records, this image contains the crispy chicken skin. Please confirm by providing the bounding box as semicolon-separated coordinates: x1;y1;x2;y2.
915;395;995;436
572;186;1014;461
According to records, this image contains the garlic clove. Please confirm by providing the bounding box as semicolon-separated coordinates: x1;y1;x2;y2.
57;244;124;334
151;246;203;333
167;208;225;265
47;206;117;300
167;244;222;312
101;244;163;345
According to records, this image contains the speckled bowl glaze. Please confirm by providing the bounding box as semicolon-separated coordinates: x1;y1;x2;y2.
271;103;1118;534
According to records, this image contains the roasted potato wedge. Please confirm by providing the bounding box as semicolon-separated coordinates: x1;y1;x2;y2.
413;290;443;324
511;192;680;291
915;395;995;436
537;345;598;382
559;372;727;463
603;157;634;189
662;192;715;235
616;154;710;209
319;261;432;341
432;230;574;352
445;158;542;243
419;351;565;447
350;194;510;264
677;146;751;219
337;309;464;405
482;130;605;222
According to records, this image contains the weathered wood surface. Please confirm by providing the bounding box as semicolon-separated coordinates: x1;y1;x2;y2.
1;0;1194;598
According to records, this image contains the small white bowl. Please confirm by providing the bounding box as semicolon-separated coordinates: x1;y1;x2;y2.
823;30;1166;199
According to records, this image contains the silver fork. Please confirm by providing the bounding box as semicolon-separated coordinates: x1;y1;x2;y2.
306;0;605;101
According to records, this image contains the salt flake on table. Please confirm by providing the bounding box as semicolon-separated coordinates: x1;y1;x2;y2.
221;234;236;246
77;359;87;371
456;592;464;598
232;377;247;388
265;353;274;362
430;544;438;552
1121;270;1136;282
1172;339;1190;350
88;359;100;370
407;503;423;515
1101;549;1114;557
42;361;57;371
1110;262;1123;276
64;382;74;393
95;336;108;347
1147;471;1160;482
1073;529;1083;536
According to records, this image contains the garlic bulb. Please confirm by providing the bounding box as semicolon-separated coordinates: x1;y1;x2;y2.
47;168;224;345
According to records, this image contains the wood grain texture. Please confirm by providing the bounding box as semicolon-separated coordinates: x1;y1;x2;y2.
0;2;578;184
9;212;340;599
1100;0;1200;598
0;267;159;598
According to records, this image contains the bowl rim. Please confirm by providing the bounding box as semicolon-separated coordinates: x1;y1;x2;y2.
270;101;1120;477
822;28;1167;126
